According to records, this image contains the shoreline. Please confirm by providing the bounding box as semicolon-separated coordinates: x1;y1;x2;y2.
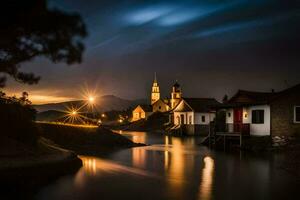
0;139;82;199
0;123;145;199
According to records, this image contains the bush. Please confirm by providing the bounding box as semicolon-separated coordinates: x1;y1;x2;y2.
0;95;38;145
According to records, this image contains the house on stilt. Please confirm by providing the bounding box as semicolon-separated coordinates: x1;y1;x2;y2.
219;83;300;137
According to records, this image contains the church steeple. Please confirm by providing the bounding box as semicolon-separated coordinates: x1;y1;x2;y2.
171;80;182;109
151;73;160;105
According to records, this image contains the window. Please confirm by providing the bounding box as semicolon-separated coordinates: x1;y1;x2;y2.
201;116;206;122
252;110;264;124
159;106;161;110
228;112;231;117
295;106;300;123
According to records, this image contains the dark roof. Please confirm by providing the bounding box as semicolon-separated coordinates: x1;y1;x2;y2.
229;90;276;103
153;99;169;107
139;105;152;112
180;98;220;112
221;83;300;108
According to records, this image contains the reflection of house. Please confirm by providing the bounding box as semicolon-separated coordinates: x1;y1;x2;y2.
221;83;300;136
132;105;152;121
173;98;220;135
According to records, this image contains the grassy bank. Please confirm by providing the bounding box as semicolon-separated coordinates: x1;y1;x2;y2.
37;122;144;156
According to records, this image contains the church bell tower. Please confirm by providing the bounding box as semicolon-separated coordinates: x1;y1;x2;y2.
171;81;182;109
151;73;160;105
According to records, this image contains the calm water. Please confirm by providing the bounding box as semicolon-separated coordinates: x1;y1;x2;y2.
36;131;298;200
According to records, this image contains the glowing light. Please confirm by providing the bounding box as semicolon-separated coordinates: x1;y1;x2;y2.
119;119;124;123
101;113;106;118
62;105;86;124
88;96;95;103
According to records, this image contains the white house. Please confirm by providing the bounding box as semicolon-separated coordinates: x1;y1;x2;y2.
172;98;220;135
222;83;300;137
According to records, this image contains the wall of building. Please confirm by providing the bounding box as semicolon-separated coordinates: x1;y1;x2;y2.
246;105;271;136
194;113;215;125
152;100;169;113
271;92;300;136
226;109;234;124
225;109;234;132
174;112;215;125
132;106;152;121
173;111;193;125
225;106;271;136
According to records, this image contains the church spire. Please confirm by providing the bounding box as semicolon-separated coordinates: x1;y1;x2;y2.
151;72;160;105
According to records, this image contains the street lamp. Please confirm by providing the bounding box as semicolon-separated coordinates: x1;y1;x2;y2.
88;96;95;104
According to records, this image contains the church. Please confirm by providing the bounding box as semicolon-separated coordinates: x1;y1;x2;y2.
131;74;182;121
132;74;220;135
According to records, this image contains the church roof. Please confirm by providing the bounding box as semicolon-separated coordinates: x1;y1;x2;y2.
174;98;220;112
153;99;169;107
139;105;153;112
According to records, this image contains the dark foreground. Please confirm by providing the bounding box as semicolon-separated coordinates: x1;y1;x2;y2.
35;131;300;200
0;123;143;199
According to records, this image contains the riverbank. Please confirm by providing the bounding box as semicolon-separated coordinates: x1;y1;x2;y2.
37;123;145;156
0;136;82;199
0;123;145;199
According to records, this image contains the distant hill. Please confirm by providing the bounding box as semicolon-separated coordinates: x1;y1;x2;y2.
36;110;65;122
33;95;147;113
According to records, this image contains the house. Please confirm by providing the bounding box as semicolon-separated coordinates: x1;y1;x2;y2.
132;105;153;121
221;83;300;136
172;98;220;135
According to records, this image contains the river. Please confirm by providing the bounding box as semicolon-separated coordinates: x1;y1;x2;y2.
36;131;298;200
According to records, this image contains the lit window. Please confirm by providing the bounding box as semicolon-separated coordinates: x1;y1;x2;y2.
295;106;300;123
252;110;264;124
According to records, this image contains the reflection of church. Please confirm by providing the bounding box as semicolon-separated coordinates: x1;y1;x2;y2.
132;74;182;121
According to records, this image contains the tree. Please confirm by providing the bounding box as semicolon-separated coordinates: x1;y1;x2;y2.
0;0;87;87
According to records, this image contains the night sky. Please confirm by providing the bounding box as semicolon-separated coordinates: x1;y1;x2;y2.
6;0;300;104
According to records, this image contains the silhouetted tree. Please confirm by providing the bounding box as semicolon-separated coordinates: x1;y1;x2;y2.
0;93;37;144
0;1;87;145
0;0;87;87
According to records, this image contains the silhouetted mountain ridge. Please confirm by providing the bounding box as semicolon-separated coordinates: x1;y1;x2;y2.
33;95;147;113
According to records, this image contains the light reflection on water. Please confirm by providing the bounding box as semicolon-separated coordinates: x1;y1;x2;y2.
36;131;298;200
199;156;214;200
